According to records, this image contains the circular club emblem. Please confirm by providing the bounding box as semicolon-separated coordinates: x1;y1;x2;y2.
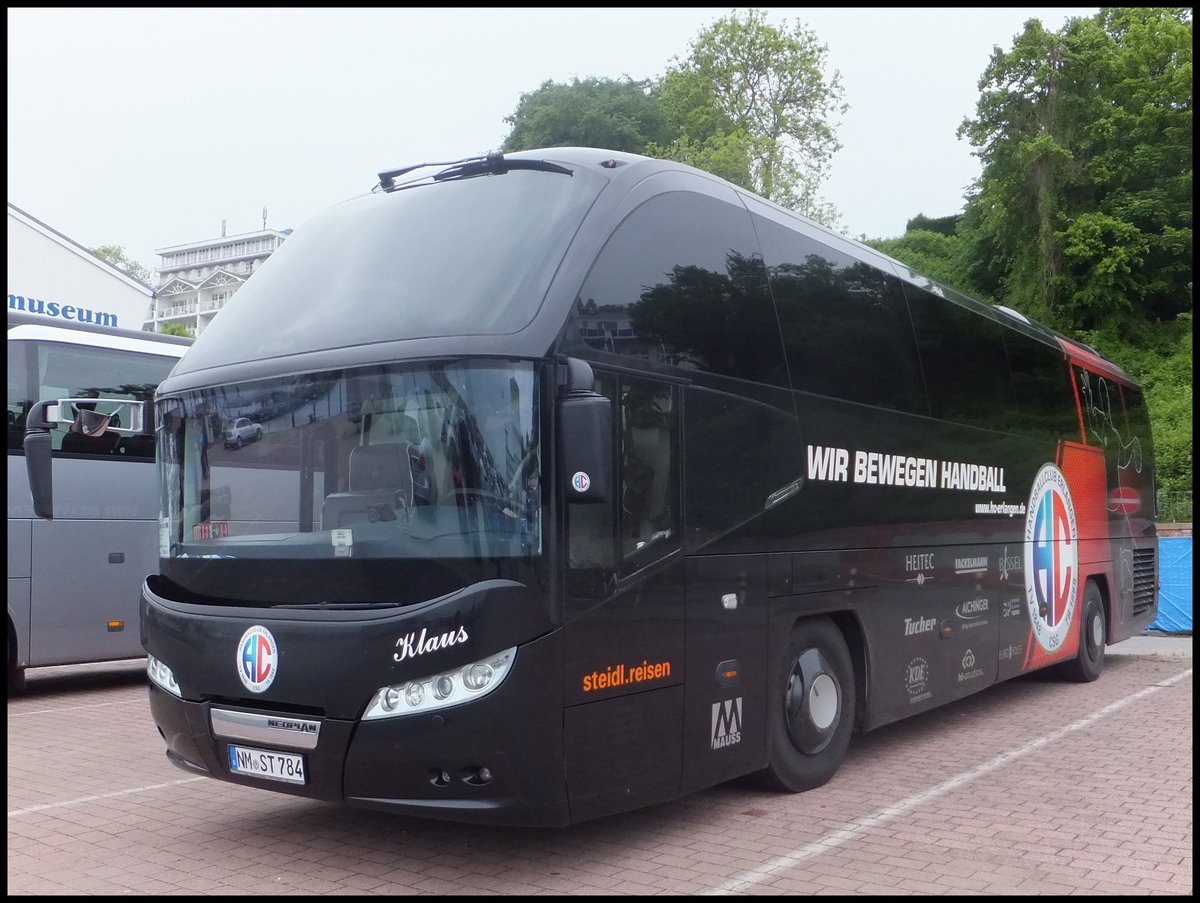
571;471;591;494
237;625;278;693
1023;464;1078;653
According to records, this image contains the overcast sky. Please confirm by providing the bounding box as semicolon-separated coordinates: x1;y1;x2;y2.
8;7;1097;273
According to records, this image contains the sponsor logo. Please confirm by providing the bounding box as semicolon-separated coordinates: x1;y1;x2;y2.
393;625;470;663
904;615;937;637
998;643;1024;662
956;597;990;630
237;626;278;693
955;556;988;575
1024;464;1079;653
957;648;984;683
582;659;672;692
905;552;935;585
905;657;932;703
571;471;591;493
1002;597;1024;619
999;546;1022;582
711;697;743;750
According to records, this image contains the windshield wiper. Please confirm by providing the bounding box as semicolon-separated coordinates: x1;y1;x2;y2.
377;151;572;190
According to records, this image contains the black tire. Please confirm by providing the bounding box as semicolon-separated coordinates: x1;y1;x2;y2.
756;617;855;793
254;428;262;442
1055;580;1106;683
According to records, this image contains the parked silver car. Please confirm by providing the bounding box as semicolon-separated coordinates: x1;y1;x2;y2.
222;417;262;449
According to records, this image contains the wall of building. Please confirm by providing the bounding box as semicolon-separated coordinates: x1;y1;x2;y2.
7;204;153;331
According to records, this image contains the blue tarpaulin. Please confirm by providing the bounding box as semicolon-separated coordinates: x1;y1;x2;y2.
1150;536;1192;634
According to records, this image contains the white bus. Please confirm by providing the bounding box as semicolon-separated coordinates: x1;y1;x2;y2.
7;312;190;693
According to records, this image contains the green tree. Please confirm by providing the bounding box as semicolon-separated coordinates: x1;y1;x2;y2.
501;76;671;154
956;8;1192;333
159;321;193;338
956;8;1192;493
867;229;983;298
659;8;848;224
91;244;154;285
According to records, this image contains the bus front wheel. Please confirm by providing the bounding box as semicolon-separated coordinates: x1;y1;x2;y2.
756;617;854;793
1055;580;1106;683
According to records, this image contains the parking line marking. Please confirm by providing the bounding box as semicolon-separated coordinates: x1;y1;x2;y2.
710;666;1192;895
8;700;142;717
8;777;207;818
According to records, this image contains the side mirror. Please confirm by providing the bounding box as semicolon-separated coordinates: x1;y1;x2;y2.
23;401;55;519
558;359;611;504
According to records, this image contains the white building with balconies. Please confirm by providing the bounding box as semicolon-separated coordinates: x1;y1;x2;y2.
146;223;291;335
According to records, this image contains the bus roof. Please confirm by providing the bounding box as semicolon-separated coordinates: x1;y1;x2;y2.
8;311;191;357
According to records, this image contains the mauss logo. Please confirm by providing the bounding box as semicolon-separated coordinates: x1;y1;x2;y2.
711;697;743;750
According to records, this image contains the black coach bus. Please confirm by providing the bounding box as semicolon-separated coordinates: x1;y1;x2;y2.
32;148;1158;826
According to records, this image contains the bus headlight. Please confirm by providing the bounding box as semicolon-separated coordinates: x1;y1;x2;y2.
146;654;181;698
363;647;516;720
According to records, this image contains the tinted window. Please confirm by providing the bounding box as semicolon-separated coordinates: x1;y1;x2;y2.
1076;366;1154;515
753;215;926;412
567;372;680;596
572;191;787;386
174;167;609;373
683;387;804;550
1003;331;1078;441
904;287;1016;427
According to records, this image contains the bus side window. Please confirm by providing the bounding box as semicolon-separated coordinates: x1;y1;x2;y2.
566;372;679;597
619;379;678;568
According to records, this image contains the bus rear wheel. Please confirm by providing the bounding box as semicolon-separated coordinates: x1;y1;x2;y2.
756;617;854;793
1055;580;1106;683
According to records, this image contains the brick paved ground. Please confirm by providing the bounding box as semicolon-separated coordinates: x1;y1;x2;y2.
7;648;1192;895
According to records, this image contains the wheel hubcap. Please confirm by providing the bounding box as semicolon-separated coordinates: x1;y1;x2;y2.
784;647;841;755
1089;609;1104;655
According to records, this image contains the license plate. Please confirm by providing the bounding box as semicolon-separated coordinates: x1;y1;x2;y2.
227;744;306;785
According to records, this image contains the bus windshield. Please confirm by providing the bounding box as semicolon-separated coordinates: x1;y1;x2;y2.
170;165;609;375
158;358;541;565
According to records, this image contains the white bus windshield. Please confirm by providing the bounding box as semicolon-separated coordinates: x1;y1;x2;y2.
158;359;541;562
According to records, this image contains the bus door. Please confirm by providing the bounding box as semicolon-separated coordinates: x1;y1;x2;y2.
677;388;800;792
561;372;685;823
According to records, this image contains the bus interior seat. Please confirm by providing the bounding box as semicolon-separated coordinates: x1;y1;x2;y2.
320;443;413;530
348;443;414;508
